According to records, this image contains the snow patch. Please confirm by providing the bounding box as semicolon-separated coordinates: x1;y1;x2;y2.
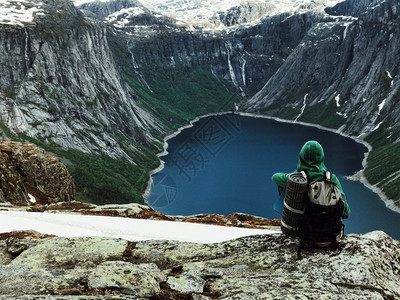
336;111;347;118
378;98;386;112
106;7;146;28
335;94;340;107
74;0;109;5
0;211;278;244
372;121;383;132
28;194;36;204
0;0;44;27
94;0;346;32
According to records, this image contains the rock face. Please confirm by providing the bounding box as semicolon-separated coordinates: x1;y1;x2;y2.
246;0;400;140
79;0;145;19
80;0;317;98
0;141;75;205
0;230;398;299
0;0;160;161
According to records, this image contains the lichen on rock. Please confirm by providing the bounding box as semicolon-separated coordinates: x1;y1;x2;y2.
0;231;399;299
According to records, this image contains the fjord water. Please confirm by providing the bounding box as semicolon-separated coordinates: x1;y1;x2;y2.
147;115;400;239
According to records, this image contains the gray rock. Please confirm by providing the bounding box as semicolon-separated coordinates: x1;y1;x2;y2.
0;141;75;205
10;236;130;269
0;231;398;298
167;273;206;293
246;0;400;139
88;261;165;297
0;241;13;265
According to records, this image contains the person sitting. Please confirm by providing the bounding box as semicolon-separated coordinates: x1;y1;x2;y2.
272;140;350;219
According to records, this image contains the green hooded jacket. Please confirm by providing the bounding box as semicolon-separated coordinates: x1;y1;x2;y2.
272;140;350;219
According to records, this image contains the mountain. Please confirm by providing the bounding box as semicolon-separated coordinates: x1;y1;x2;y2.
0;0;160;158
244;0;400;205
122;0;344;31
0;0;399;207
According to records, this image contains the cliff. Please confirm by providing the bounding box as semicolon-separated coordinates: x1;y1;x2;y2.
245;0;400;140
0;0;161;161
0;229;398;299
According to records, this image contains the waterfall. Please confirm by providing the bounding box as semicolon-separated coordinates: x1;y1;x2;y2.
294;94;308;122
225;41;245;97
240;56;246;86
225;41;238;87
127;41;153;92
24;28;30;71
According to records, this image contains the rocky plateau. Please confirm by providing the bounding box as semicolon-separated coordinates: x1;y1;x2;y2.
0;229;399;299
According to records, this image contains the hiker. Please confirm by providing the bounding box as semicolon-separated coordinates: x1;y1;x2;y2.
272;140;350;219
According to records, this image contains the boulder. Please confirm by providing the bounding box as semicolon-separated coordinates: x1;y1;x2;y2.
0;141;75;205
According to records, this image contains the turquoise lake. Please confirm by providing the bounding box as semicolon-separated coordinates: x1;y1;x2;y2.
147;114;400;239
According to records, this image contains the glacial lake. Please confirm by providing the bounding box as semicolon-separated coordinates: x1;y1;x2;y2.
147;114;400;239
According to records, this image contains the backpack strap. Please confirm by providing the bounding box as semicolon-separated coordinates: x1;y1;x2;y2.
300;170;310;182
297;239;306;260
324;171;332;181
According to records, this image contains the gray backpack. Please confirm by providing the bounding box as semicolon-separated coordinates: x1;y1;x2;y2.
281;171;345;259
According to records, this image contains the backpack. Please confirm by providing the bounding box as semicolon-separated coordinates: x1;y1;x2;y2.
280;171;345;259
297;170;345;258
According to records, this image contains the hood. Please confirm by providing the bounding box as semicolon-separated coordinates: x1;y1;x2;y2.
296;140;327;175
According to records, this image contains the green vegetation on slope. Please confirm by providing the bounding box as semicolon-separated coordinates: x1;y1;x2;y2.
364;131;400;204
363;124;400;205
63;150;148;205
297;99;346;129
125;64;240;127
11;132;153;205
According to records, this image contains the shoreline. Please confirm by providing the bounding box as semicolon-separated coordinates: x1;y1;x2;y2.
143;111;400;215
142;111;231;200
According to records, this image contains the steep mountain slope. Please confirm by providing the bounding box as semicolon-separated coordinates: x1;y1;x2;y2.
0;0;166;204
0;0;160;158
246;0;400;139
86;0;319;99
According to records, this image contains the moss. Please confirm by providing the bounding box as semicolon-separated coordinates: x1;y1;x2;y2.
0;121;19;140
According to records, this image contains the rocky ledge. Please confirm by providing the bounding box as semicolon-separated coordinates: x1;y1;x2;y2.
0;230;399;299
